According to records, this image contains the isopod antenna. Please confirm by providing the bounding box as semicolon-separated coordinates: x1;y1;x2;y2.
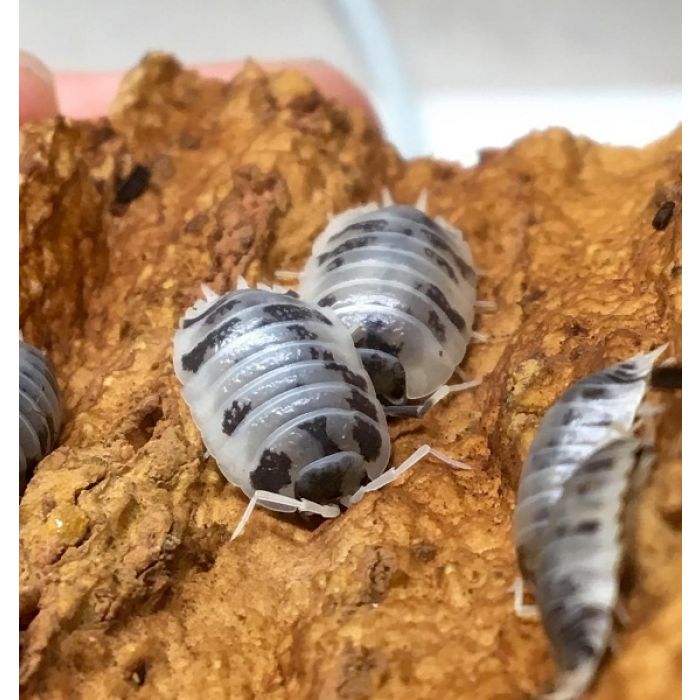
329;0;425;157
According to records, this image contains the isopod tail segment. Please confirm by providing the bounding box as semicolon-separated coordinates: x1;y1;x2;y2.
231;444;471;540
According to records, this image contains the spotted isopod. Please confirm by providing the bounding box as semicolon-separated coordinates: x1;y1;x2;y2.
513;345;666;595
298;192;484;417
173;280;465;538
19;339;62;496
533;435;654;700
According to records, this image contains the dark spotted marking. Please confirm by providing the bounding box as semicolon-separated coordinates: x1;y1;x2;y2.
318;236;377;265
353;319;403;357
181;317;240;372
358;349;406;403
185;307;330;371
326;257;344;271
222;400;252;435
553;520;599;538
425;310;446;342
298;416;340;457
262;303;332;325
652;201;675;231
415;281;466;331
576;520;600;534
324;361;368;391
549;604;608;668
581;386;608;400
352;416;382;461
414;228;473;279
182;295;237;329
583;456;615;473
250;449;293;492
605;369;640;384
334;212;474;279
337;219;390;235
309;347;335;362
318;294;336;307
382;205;443;232
346;389;378;421
182;294;241;329
114;164;150;205
560;407;580;425
423;247;457;282
286;324;318;341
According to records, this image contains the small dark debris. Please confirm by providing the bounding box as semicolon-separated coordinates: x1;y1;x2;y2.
521;288;546;305
184;212;209;233
652;201;675;231
114;165;151;206
566;320;589;337
410;541;438;563
671;264;682;278
651;364;682;390
178;131;202;149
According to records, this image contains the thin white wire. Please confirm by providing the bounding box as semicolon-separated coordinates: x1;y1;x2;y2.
329;0;424;157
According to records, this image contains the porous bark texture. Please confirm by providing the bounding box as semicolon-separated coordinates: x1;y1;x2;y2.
19;53;681;699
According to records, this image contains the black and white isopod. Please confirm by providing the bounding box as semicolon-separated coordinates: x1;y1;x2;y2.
19;339;62;496
513;345;667;597
173;281;465;538
298;193;484;417
533;436;654;700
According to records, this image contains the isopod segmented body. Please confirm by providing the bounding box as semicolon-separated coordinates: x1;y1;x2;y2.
298;199;478;411
514;345;666;584
19;339;62;496
172;282;392;525
533;436;654;700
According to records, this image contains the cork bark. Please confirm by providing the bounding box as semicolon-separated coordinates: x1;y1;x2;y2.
19;53;681;699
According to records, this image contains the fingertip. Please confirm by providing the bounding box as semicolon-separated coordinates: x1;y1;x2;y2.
20;51;58;125
285;60;379;126
52;58;379;128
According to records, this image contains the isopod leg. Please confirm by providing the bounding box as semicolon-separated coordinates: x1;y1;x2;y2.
231;490;341;541
274;270;301;281
348;444;471;506
231;492;261;541
414;189;428;212
511;576;539;620
614;600;630;627
383;378;481;418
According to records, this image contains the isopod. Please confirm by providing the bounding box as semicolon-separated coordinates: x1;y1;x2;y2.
298;192;482;416
513;345;666;593
19;339;62;496
533;436;654;699
173;280;465;538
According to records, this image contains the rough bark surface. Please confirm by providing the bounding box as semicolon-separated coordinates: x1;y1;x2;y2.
19;53;681;699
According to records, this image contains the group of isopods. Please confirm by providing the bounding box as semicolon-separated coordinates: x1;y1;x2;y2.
20;191;680;699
